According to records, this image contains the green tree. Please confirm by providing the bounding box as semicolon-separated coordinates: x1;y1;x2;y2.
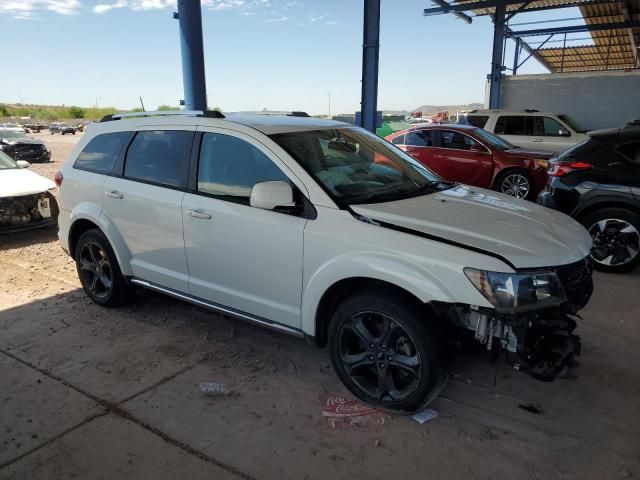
68;106;85;118
0;104;9;117
157;105;180;111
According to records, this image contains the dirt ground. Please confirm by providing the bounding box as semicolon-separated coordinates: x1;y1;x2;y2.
1;133;639;480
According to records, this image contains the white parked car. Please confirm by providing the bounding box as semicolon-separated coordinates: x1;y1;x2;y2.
57;111;594;412
0;123;26;133
0;151;58;233
458;109;589;154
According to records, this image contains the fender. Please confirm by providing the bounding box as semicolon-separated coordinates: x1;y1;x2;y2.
301;251;466;336
68;202;133;276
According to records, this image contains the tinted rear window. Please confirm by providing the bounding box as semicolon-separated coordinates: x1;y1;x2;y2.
495;116;527;135
124;130;193;187
74;132;130;174
459;115;489;128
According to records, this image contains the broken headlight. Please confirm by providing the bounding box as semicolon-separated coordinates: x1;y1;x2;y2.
464;268;566;313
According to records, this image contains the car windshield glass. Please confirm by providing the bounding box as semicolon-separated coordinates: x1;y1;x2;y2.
271;128;449;205
0;130;27;139
471;128;515;151
0;150;18;169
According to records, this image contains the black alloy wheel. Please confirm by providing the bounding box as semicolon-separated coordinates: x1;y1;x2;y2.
329;288;442;412
75;229;129;306
584;208;640;273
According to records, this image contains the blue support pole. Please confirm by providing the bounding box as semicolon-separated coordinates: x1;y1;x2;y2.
176;0;207;111
360;0;381;132
512;37;521;75
488;0;506;109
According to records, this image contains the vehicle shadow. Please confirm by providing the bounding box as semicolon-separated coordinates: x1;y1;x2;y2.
0;227;58;251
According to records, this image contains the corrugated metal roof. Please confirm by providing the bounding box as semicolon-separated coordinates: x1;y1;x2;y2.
453;0;640;72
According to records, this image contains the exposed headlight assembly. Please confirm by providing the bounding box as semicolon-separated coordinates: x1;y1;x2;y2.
464;268;566;313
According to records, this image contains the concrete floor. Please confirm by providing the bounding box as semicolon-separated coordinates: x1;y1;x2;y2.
1;134;639;479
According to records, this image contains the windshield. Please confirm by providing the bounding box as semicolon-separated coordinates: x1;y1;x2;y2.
0;130;27;139
0;150;18;169
271;128;448;205
471;128;516;151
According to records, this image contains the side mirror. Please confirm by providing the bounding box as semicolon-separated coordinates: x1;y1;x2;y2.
558;128;571;137
250;181;295;211
16;160;31;168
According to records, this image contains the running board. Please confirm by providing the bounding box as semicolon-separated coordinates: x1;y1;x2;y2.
129;278;305;338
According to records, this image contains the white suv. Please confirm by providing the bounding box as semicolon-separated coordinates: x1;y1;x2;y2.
458;109;589;154
57;111;594;412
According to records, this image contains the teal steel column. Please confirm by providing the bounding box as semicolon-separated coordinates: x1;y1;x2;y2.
488;0;506;109
175;0;207;111
360;0;381;132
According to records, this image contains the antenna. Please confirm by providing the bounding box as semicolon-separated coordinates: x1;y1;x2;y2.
139;96;146;112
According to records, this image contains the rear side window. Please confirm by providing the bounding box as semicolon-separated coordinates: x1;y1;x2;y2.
461;115;489;128
495;116;527;136
197;132;289;203
124;130;193;187
616;141;640;163
405;130;432;147
391;134;405;145
440;130;478;151
74;132;130;174
531;117;569;137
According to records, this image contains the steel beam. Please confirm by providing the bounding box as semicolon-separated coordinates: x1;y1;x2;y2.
510;20;640;37
431;0;472;23
175;0;207;111
424;0;613;16
512;37;522;74
622;4;640;67
360;0;381;132
488;1;506;109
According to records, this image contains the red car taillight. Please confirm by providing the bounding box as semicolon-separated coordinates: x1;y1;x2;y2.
547;160;591;177
54;171;63;187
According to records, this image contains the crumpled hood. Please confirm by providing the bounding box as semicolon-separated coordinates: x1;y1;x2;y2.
0;169;56;197
1;137;45;146
351;185;592;269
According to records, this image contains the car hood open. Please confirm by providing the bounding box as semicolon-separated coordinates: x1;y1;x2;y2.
0;169;56;197
350;185;592;269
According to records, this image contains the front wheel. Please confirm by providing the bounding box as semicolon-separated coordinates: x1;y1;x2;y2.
75;229;130;306
495;169;533;200
582;208;640;273
329;288;442;413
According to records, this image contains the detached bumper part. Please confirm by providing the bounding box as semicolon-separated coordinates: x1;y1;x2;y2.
509;315;581;381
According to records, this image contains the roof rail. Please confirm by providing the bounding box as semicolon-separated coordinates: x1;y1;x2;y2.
100;110;225;122
524;109;540;113
288;111;310;117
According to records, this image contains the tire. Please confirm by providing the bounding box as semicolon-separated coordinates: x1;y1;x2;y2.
74;229;130;306
328;287;443;413
494;169;533;200
581;208;640;273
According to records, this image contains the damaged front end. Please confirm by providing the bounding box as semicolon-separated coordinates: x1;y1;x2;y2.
0;192;59;233
453;257;593;381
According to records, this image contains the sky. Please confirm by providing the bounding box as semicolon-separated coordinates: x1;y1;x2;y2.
0;0;583;115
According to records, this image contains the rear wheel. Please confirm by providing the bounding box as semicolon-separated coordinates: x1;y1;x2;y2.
582;208;640;273
328;287;442;413
495;169;532;200
75;229;130;306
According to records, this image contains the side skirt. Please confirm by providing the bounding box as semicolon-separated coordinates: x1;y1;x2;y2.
129;278;305;339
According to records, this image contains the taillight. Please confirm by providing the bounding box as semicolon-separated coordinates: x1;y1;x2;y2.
547;160;591;177
54;171;63;187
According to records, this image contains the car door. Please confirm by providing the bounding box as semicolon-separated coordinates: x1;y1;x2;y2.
529;116;576;154
101;127;194;293
181;128;307;328
401;130;436;168
493;115;529;149
428;129;493;187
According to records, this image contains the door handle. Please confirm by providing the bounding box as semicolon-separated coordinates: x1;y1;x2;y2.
531;138;543;142
106;190;123;199
186;209;212;220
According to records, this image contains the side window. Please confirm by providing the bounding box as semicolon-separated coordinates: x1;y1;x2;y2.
405;130;432;147
440;130;477;151
495;116;527;136
531;117;568;137
391;134;405;145
124;130;193;187
615;141;640;163
74;132;130;174
466;115;489;128
197;132;289;203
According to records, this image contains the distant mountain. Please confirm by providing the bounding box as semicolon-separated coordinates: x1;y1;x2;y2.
410;103;484;115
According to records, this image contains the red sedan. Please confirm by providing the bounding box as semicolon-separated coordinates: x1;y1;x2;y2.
385;125;553;199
